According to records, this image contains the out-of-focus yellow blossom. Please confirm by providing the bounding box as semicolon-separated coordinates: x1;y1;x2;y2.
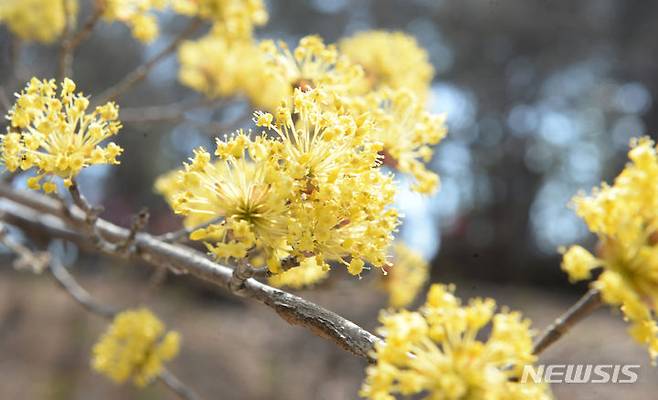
1;78;123;192
268;257;329;289
172;0;267;39
361;284;552;400
340;30;434;99
382;243;429;309
355;88;446;194
561;137;658;362
254;89;399;274
171;131;291;262
92;308;180;387
178;32;287;111
259;35;366;108
101;0;168;43
0;0;75;43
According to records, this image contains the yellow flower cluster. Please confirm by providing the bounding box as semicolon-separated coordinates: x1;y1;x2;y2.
382;243;430;309
362;284;552;400
165;89;399;275
172;131;290;263
260;35;445;194
340;30;434;99
260;35;365;107
178;30;286;111
1;78;123;192
101;0;168;43
355;88;446;194
172;0;267;39
561;137;658;361
92;308;180;387
0;0;74;43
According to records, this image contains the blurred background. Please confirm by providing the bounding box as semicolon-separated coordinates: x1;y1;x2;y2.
1;0;658;399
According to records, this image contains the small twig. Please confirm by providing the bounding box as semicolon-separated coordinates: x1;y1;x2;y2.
50;257;118;318
95;18;202;104
0;222;50;273
47;257;202;400
228;260;255;295
119;97;219;124
157;216;224;243
117;208;150;253
65;2;105;52
67;179;120;253
532;288;602;355
58;3;104;81
158;369;202;400
68;179;100;221
57;0;78;80
140;266;169;303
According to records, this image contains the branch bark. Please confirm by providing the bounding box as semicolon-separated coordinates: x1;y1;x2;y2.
0;183;381;361
532;288;602;355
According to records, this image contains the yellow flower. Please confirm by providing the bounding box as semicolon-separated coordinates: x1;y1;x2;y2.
355;88;447;194
0;0;75;43
101;0;168;43
268;257;329;289
561;136;658;362
255;88;399;273
172;0;267;39
165;90;399;276
340;30;434;99
259;35;366;107
361;284;552;400
1;78;123;192
92;308;180;387
178;31;287;111
382;243;430;309
172;132;291;262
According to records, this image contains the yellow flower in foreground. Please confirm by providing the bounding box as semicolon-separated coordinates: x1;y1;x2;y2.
164;90;399;276
101;0;168;43
92;308;180;387
362;284;552;400
260;35;365;106
178;31;287;110
1;78;123;192
383;243;430;308
561;137;658;361
0;0;74;43
172;0;267;39
172;132;290;262
340;30;434;99
268;257;329;289
255;89;399;273
356;88;446;194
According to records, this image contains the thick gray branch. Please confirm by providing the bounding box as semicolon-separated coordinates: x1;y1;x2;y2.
0;184;381;361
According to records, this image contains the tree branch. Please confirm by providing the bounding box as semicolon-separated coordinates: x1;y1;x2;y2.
95;19;202;104
48;257;201;400
58;0;105;80
0;183;381;361
532;288;602;355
